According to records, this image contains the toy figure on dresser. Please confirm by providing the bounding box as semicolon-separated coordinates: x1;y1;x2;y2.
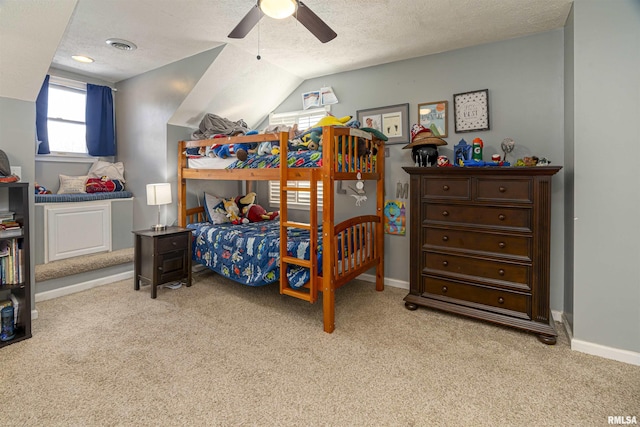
403;124;447;167
454;139;472;166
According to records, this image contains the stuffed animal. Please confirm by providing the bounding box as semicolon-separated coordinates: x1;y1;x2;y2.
235;192;257;215
313;115;352;128
210;143;254;161
244;204;279;222
301;131;322;151
34;182;51;194
222;198;243;224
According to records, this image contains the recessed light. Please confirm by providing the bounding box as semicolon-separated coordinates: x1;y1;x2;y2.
72;55;94;63
106;38;137;51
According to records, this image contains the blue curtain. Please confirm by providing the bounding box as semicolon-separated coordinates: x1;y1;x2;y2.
86;84;115;156
35;75;50;154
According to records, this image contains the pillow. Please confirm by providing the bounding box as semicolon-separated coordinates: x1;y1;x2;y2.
88;161;126;182
85;177;125;193
57;175;88;194
203;193;229;224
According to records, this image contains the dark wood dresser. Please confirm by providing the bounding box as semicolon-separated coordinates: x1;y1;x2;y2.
403;166;561;344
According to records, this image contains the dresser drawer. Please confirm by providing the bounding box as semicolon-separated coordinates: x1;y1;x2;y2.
423;227;532;260
476;178;532;203
424;251;531;291
157;233;189;254
422;177;470;200
423;276;530;318
424;203;532;231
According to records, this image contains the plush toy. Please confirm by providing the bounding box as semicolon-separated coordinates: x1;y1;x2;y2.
235;192;257;215
301;131;322;151
210;143;254;161
244;204;279;222
223;198;243;224
34;182;51;194
313;115;352;128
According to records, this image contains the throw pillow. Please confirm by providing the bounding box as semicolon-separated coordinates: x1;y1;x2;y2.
203;193;229;224
58;175;88;194
88;161;126;182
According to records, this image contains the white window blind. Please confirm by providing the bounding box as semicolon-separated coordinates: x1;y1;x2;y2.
268;107;328;209
268;180;323;209
46;76;88;154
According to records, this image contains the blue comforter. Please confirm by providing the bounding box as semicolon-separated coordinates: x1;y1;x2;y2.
188;221;323;288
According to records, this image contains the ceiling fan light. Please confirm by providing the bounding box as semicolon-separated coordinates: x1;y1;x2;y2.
259;0;297;19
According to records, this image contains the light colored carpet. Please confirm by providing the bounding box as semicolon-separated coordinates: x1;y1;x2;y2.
35;248;134;282
3;270;639;426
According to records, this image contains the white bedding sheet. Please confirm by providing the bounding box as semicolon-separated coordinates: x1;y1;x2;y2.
187;156;237;169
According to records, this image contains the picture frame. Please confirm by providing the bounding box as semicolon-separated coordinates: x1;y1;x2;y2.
453;89;490;133
357;103;410;145
417;100;448;138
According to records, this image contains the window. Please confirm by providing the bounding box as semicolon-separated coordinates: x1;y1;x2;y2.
267;107;328;209
46;77;88;154
268;180;323;209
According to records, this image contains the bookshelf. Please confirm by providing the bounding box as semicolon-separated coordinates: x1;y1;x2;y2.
0;182;31;348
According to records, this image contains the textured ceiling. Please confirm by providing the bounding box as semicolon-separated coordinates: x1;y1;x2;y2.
1;0;572;102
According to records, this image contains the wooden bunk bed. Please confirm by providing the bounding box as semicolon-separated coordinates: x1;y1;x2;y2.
177;126;385;333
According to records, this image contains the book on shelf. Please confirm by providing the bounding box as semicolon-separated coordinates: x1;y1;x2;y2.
0;227;22;238
0;211;15;221
0;239;21;285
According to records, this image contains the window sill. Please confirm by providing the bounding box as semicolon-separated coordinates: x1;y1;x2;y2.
36;153;98;163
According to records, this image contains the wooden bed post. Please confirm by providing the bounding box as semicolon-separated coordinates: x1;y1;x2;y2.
322;126;336;333
178;140;187;227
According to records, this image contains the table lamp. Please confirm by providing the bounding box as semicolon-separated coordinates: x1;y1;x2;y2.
146;183;172;231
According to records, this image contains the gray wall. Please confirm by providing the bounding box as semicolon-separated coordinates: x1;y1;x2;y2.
270;30;566;307
571;0;640;352
115;47;224;231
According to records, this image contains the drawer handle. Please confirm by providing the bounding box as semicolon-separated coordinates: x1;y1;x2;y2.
442;261;448;267
498;269;505;276
442;185;449;191
498;242;506;249
172;241;177;246
442;235;449;242
442;211;449;217
442;286;448;293
498;214;506;221
158;266;163;271
498;297;505;304
499;186;506;193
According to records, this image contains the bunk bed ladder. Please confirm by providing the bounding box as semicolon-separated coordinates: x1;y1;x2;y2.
279;153;319;304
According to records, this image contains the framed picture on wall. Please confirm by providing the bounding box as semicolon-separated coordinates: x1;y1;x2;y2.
357;103;410;145
453;89;490;133
418;100;448;138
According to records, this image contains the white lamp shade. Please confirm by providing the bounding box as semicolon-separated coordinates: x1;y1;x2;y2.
259;0;297;19
146;183;172;206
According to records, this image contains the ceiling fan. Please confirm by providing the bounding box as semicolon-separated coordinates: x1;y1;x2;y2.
228;0;337;43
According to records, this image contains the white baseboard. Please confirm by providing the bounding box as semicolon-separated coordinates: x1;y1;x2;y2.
35;270;133;303
571;339;640;366
358;273;408;290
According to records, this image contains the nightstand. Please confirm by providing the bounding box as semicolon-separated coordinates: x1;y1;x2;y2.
132;226;192;298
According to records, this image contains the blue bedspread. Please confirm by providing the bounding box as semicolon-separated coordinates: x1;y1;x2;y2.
188;221;323;288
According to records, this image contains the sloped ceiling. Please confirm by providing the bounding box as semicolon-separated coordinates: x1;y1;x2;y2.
0;0;78;102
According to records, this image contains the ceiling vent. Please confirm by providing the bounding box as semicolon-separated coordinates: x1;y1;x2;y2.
106;38;137;51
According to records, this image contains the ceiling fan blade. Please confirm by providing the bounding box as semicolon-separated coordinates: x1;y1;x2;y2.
294;1;337;43
228;4;264;39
